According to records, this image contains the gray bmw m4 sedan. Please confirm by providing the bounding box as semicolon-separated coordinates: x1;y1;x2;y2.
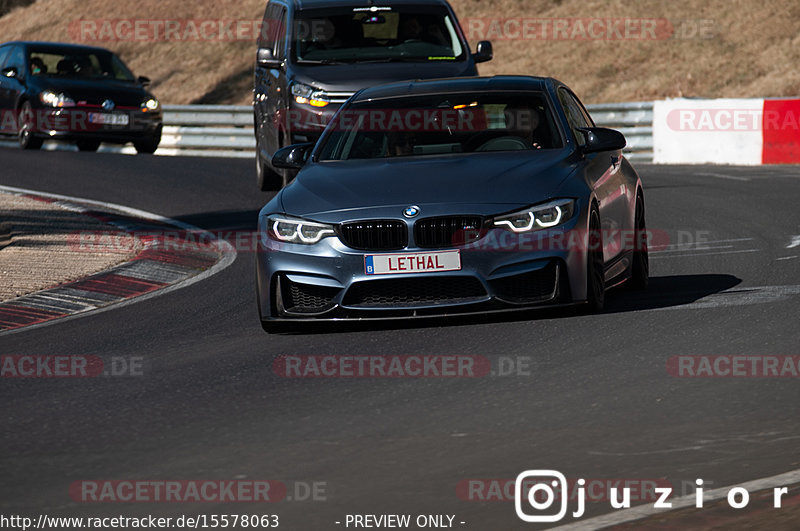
256;76;648;331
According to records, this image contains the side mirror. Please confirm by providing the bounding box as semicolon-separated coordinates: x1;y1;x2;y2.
579;127;627;153
2;66;18;78
257;47;282;68
473;41;493;64
272;142;315;170
138;75;151;86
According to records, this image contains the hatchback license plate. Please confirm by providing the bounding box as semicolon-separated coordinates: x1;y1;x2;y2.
88;112;129;126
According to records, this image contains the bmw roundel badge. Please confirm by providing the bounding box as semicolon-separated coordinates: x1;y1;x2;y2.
403;206;420;218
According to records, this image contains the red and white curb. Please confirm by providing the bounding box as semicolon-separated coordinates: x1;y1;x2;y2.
653;98;800;164
0;185;236;335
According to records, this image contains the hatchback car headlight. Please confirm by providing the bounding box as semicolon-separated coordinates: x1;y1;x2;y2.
141;98;160;112
291;83;330;107
493;199;576;232
39;91;76;108
268;215;336;244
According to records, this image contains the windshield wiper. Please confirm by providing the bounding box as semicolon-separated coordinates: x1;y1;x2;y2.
344;58;429;65
295;59;349;65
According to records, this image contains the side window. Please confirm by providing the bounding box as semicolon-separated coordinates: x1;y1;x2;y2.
273;7;288;60
572;93;596;128
260;3;285;56
257;3;273;49
558;87;590;146
0;46;10;69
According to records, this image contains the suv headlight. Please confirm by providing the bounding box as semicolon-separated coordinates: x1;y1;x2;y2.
291;83;330;108
39;91;76;108
268;215;336;244
492;199;576;232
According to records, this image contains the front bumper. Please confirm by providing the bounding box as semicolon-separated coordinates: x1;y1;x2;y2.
256;216;590;321
25;107;162;143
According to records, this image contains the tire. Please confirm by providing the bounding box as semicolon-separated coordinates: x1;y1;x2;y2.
76;139;101;152
584;207;605;313
18;102;43;150
256;150;286;191
628;193;649;291
133;136;160;154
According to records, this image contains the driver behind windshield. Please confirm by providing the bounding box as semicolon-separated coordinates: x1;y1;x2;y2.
399;15;447;45
503;107;549;149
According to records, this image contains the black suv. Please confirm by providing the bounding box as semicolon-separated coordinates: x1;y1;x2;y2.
253;0;492;190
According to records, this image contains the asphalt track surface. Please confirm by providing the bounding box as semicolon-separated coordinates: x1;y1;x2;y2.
1;149;799;529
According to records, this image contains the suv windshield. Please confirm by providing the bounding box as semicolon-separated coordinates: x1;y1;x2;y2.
292;5;465;64
317;92;564;161
28;49;136;81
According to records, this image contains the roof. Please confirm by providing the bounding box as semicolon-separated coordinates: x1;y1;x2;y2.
352;76;558;101
1;41;114;55
284;0;454;9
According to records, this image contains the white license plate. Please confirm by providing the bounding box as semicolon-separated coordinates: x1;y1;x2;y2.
88;112;129;126
365;250;461;275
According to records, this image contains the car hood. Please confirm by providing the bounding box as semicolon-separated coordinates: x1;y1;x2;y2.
31;78;150;106
290;61;475;93
280;151;576;221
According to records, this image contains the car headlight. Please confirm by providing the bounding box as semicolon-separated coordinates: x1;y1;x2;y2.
268;215;336;244
291;83;330;108
39;91;76;108
492;199;576;232
141;98;160;112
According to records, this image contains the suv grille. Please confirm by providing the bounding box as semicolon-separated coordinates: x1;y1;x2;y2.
342;276;487;308
414;216;484;248
338;220;407;251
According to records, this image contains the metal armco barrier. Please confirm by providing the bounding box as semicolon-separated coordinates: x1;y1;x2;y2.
586;101;653;161
0;103;655;161
160;102;655;161
158;105;254;158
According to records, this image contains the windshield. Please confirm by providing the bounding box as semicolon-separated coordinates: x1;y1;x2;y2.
317;92;564;161
292;5;465;64
28;49;136;81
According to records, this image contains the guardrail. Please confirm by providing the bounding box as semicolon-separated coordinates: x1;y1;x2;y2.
160;102;655;161
158;105;254;158
1;102;655;161
586;101;653;161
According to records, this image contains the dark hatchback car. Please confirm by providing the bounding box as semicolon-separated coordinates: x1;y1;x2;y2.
0;41;162;153
254;0;492;190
